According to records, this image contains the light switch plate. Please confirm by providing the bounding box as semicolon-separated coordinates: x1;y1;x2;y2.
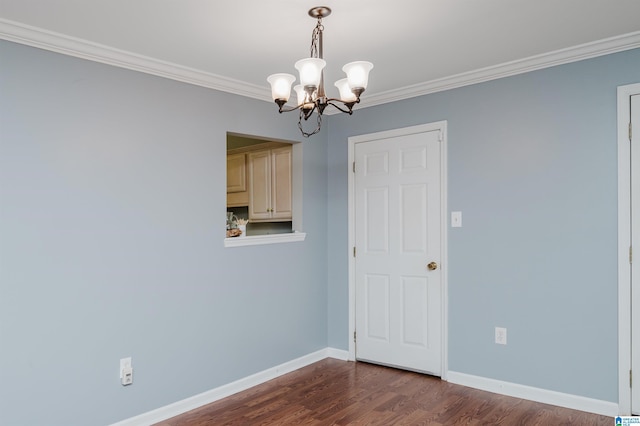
451;211;462;227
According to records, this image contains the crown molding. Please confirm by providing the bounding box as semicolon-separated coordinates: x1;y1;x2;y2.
358;31;640;110
2;18;639;109
0;18;272;102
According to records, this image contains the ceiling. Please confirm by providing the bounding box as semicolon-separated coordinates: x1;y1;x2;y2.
1;0;640;107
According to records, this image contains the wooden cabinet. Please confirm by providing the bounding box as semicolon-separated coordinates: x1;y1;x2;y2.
248;146;292;221
227;153;249;207
227;153;246;192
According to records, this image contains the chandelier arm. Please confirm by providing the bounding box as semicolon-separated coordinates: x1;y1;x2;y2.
325;100;358;115
275;100;319;118
325;97;359;104
276;98;358;120
276;103;304;114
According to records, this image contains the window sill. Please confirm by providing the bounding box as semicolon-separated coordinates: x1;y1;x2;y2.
224;231;306;248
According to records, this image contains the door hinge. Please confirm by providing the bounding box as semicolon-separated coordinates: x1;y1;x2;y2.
630;121;633;142
631;369;633;388
353;246;356;257
631;246;633;264
354;330;357;342
353;161;356;173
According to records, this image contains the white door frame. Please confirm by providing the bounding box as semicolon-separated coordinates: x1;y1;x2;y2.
347;121;449;380
618;82;640;415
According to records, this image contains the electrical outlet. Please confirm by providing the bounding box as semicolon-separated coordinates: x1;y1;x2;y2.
495;327;507;345
122;366;133;386
119;357;131;378
120;357;133;385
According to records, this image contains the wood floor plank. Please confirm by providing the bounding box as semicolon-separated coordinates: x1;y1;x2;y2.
154;358;612;425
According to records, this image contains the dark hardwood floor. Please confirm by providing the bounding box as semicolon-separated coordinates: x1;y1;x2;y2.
154;358;611;425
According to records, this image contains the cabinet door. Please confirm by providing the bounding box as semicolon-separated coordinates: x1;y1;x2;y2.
271;146;292;220
248;150;272;220
227;153;246;193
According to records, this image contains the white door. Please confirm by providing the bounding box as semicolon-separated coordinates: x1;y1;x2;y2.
354;125;444;375
632;93;640;413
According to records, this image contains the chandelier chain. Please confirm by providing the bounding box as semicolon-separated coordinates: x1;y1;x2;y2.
298;108;322;137
310;19;323;59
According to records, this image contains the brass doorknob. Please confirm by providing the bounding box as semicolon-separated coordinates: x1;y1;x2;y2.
427;262;438;271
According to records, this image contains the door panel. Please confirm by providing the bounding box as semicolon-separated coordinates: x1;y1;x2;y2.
402;276;428;346
355;128;443;375
365;274;391;341
271;146;293;219
226;153;247;193
400;145;427;172
401;184;427;253
248;151;271;220
364;187;389;253
365;151;389;176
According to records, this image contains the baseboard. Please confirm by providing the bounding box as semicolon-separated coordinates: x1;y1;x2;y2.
110;347;348;426
326;347;349;361
447;371;618;417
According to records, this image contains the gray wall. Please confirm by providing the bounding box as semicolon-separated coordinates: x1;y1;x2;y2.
327;48;640;403
2;36;639;425
0;40;328;425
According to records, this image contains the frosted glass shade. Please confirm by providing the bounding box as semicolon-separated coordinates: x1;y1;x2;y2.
293;85;306;106
342;61;374;90
294;58;326;88
267;73;296;101
334;78;357;102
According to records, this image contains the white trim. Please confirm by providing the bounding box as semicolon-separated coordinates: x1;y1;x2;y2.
440;124;449;381
109;348;345;426
291;142;303;233
358;31;640;109
1;18;639;108
618;82;640;415
0;18;271;102
347;121;448;379
347;134;357;361
447;371;618;417
224;231;306;248
326;348;350;361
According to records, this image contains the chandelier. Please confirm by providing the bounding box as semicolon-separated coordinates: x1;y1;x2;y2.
267;6;373;137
